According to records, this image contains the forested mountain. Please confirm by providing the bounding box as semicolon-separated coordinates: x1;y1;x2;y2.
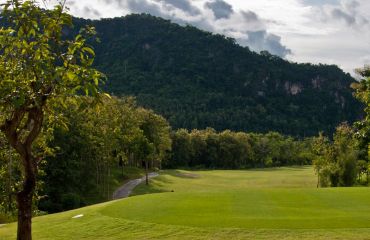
73;14;362;136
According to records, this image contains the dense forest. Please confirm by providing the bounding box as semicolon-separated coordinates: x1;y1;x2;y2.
167;129;313;169
0;97;317;215
0;12;368;218
1;94;365;214
68;14;363;136
2;3;370;240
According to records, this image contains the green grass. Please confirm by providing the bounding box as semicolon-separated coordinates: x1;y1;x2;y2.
2;166;370;239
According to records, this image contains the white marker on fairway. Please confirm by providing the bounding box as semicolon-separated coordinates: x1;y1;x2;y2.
72;214;84;219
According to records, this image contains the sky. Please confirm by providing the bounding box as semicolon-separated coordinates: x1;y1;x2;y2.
39;0;370;75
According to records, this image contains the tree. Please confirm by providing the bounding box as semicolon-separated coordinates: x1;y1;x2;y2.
333;123;358;186
352;66;370;163
137;108;171;184
312;125;359;187
312;132;332;187
0;1;103;239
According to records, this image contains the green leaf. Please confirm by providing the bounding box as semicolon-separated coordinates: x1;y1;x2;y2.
66;71;76;81
82;47;95;57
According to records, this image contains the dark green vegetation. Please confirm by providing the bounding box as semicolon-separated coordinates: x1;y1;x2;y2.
0;1;104;238
309;67;370;188
168;124;368;188
0;1;370;238
33;96;171;214
70;14;362;136
0;97;314;216
167;129;313;169
3;95;366;219
312;124;363;187
2;167;370;240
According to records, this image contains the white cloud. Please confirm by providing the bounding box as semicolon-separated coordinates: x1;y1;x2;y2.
4;0;370;75
204;0;234;19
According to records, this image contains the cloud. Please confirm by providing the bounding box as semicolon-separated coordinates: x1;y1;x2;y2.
312;0;370;28
82;6;101;17
42;0;293;58
301;0;340;6
126;0;164;17
216;9;291;57
331;8;356;25
345;0;360;11
241;10;259;22
158;0;200;16
61;0;369;75
204;0;234;19
240;31;292;57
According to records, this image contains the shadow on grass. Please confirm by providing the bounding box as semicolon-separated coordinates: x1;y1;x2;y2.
169;165;311;173
249;165;311;172
130;174;174;196
163;170;200;179
130;170;200;197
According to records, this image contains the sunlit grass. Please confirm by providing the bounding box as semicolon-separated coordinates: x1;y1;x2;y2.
2;166;370;239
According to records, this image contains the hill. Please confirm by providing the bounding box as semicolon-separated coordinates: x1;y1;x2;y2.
72;14;362;136
2;167;370;239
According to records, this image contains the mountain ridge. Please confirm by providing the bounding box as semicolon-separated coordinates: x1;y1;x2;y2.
71;13;362;136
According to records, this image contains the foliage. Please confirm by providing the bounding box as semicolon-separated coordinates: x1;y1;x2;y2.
38;96;171;213
166;128;313;169
0;1;103;237
313;124;359;187
70;14;362;137
352;66;370;160
0;134;19;219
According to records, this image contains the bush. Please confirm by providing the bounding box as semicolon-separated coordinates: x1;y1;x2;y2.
61;193;81;210
38;197;63;213
0;212;14;224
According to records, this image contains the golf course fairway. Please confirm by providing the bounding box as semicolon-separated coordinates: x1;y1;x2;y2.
1;166;370;239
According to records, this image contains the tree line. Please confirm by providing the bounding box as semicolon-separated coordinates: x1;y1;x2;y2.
166;129;313;169
1;91;370;217
0;2;369;239
1;98;305;215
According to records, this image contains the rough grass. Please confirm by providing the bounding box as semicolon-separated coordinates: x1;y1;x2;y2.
2;166;370;239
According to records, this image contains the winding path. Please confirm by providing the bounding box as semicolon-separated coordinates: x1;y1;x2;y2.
112;172;159;199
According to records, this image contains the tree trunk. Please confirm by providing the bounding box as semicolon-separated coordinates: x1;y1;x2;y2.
7;145;13;213
1;107;43;240
317;174;320;188
145;160;149;185
16;154;37;240
16;188;34;240
107;165;111;200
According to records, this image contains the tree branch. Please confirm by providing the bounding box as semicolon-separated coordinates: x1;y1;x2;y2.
24;107;43;150
2;108;27;158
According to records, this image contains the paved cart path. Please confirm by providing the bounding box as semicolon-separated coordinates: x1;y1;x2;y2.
112;172;159;199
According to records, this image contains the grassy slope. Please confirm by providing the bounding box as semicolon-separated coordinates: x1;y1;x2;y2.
2;166;370;239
